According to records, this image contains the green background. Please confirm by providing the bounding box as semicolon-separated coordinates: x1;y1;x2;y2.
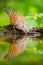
0;0;43;65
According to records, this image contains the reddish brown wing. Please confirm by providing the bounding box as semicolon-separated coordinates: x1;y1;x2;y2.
5;8;27;33
6;35;27;60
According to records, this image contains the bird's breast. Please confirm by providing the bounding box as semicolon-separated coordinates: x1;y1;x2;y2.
10;14;16;25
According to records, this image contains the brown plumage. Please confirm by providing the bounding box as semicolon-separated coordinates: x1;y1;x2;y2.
6;35;27;60
5;8;27;33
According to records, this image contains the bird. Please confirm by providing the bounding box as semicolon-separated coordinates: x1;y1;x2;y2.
5;8;28;34
5;35;27;60
4;8;43;36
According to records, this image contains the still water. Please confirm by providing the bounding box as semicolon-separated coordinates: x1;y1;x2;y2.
0;34;43;65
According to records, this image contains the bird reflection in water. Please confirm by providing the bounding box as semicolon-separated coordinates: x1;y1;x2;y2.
5;33;43;60
5;34;27;60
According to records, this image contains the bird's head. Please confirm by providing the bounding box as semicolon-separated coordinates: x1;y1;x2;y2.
4;7;13;16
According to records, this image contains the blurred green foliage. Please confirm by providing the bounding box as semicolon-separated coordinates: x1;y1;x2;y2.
0;0;43;27
0;0;43;65
0;0;43;13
